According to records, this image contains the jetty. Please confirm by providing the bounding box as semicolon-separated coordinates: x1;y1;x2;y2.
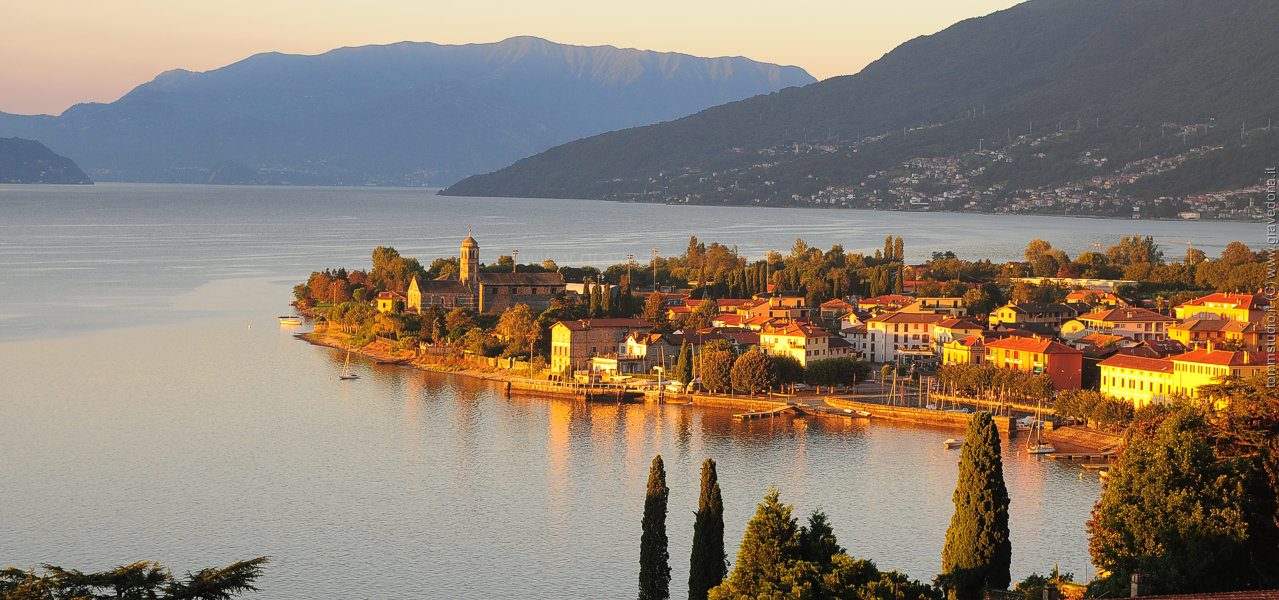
733;405;801;421
1047;451;1117;462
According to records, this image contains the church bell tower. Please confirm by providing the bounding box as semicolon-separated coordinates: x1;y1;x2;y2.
460;230;479;288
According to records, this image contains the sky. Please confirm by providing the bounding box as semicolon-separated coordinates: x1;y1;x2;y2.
1;0;1023;116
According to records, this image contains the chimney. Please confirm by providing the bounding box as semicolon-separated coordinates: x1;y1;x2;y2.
1131;573;1149;598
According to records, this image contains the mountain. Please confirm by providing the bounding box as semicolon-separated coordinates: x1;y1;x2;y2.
444;0;1279;218
0;138;91;184
0;37;814;187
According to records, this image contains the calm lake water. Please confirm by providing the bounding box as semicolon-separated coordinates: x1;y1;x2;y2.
0;184;1251;598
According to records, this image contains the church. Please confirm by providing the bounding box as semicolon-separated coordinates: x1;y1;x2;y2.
407;233;567;314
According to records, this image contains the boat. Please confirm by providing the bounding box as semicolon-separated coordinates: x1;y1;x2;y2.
278;315;303;325
843;408;873;418
943;438;963;449
1026;398;1055;454
338;350;359;380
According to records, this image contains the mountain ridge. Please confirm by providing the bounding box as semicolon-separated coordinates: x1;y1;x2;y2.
443;0;1278;219
0;36;814;186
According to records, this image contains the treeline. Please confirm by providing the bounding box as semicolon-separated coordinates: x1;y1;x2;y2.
644;380;1279;599
1;557;266;600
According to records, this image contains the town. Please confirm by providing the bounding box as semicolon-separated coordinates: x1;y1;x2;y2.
291;232;1275;428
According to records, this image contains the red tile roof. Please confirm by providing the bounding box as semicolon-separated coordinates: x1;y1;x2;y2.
1170;349;1273;367
820;298;856;310
1098;354;1174;373
1133;590;1279;600
1081;307;1175;323
868;311;948;325
984;336;1082;354
1178;292;1271;311
762;321;831;338
937;317;983;330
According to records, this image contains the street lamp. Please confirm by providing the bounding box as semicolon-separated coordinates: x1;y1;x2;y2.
511;250;518;273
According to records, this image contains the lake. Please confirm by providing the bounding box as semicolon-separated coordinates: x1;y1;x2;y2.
0;184;1251;598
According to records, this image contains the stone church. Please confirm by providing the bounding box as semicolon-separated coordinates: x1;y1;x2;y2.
407;233;566;314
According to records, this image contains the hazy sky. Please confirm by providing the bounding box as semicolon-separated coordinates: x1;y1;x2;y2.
2;0;1023;116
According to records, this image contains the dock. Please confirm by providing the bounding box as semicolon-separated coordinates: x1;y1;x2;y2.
1046;451;1116;462
733;405;801;420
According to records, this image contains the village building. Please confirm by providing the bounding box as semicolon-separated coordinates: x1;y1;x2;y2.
759;320;832;366
942;336;984;366
818;298;857;321
982;336;1084;390
1011;276;1138;292
901;297;968;316
1169;318;1262;350
854;311;948;364
1098;354;1176;407
930;317;985;352
1173;292;1272;323
375;291;406;313
1064;289;1127;306
856;294;915;314
1071;307;1176;342
1098;349;1271;406
549;318;651;375
406;233;566;314
988;302;1079;335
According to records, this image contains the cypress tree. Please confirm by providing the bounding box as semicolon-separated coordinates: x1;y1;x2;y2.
640;455;671;600
675;341;694;386
602;283;613;316
940;412;1011;600
590;282;603;317
689;458;727;600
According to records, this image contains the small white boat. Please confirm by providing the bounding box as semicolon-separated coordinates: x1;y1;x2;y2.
943;438;962;449
1027;443;1055;454
278;315;303;325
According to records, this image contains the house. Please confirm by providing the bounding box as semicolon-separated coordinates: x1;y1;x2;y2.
988;302;1079;333
1173;292;1271;324
1169;318;1262;350
931;317;985;351
1075;307;1176;342
549;318;651;375
982;336;1084;390
376;291;406;313
856;294;915;314
901;297;967;316
744;294;811;321
759;320;832;366
1064;289;1126;307
407;234;566;313
942;336;984;366
854;311;948;363
819;298;857;321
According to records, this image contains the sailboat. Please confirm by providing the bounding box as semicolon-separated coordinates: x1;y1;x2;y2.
1026;398;1054;454
339;350;359;380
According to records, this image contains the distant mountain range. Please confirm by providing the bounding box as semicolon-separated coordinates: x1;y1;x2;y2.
444;0;1279;216
0;37;814;187
0;138;91;184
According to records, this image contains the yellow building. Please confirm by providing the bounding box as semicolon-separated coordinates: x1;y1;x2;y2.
1096;349;1272;406
759;320;831;366
1168;318;1261;350
1098;354;1175;408
549;318;651;375
1170;349;1271;398
375;291;406;313
942;336;984;365
1173;292;1271;324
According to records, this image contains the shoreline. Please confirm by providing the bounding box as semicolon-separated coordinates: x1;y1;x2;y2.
296;328;1119;453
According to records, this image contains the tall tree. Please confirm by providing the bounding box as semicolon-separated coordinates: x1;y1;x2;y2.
731;349;776;395
1087;399;1279;596
940;412;1011;600
640;455;672;600
712;487;802;599
674;341;694;386
893;237;904;261
701;346;736;393
642;292;671;332
689;458;728;600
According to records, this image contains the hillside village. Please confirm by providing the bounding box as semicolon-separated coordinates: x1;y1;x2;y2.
294;233;1275;421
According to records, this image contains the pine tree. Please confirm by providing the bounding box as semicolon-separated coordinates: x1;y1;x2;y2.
711;487;801;599
640;455;672;600
940;412;1011;600
674;341;694;386
643;292;671;332
689;458;727;600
